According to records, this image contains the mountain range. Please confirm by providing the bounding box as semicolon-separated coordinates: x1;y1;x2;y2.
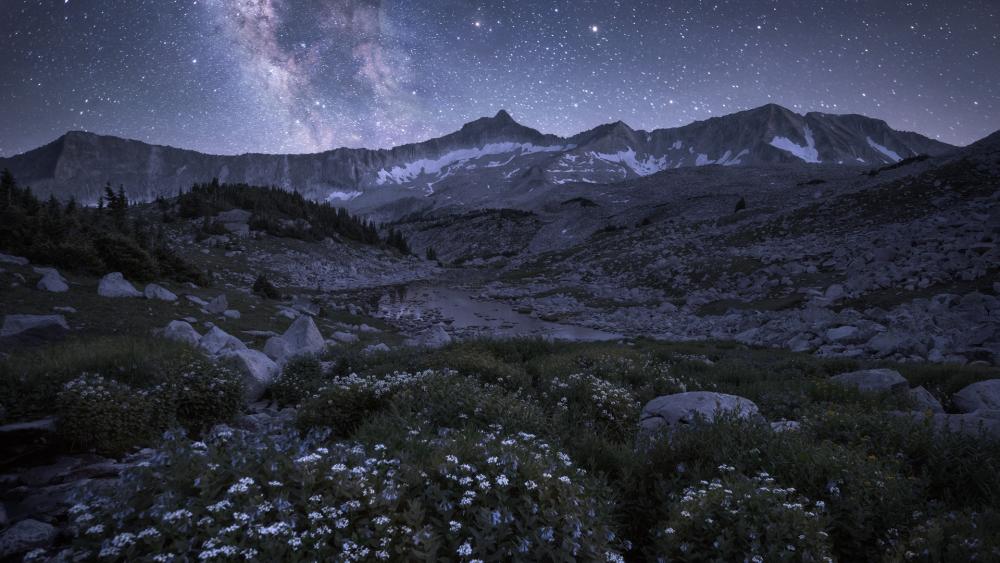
0;103;958;219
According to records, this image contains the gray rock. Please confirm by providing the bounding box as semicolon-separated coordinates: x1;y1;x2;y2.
639;392;761;434
1;315;68;338
19;457;83;487
263;335;295;361
186;295;209;307
97;272;142;298
0;253;29;266
866;332;911;357
34;267;68;293
273;316;325;361
161;320;201;347
223;349;279;403
405;324;452;349
826;325;860;342
824;284;845;301
291;295;320;316
830;368;909;394
908;386;945;413
223;309;241;320
332;331;359;343
144;283;178;302
206;294;229;315
364;342;391;354
953;379;1000;413
770;420;801;432
52;306;76;314
0;519;57;558
198;326;247;355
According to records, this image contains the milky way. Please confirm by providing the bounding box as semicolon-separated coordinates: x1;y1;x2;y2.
1;0;997;156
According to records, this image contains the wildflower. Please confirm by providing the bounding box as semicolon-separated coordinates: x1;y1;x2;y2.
456;541;473;557
138;527;161;539
558;476;572;485
496;474;510;487
524;480;538;490
86;524;105;535
163;509;194;524
449;520;462;532
227;477;255;495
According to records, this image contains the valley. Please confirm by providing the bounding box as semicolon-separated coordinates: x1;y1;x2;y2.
1;105;999;562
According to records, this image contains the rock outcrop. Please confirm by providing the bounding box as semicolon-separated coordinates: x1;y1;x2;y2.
639;392;761;434
97;272;142;298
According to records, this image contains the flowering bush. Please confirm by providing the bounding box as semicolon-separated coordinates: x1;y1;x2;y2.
270;355;326;406
65;425;623;561
166;359;244;433
394;373;550;436
296;370;441;435
57;373;170;455
542;372;640;438
885;509;1000;562
55;359;243;455
647;469;834;562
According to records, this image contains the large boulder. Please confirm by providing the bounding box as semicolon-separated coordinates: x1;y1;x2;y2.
97;272;142;298
639;392;761;434
198;326;247;355
224;349;279;403
0;519;57;559
829;369;908;394
161;320;201;347
34;267;68;293
206;294;229;315
953;380;1000;413
264;316;325;362
1;314;69;340
908;386;945;413
144;283;178;302
405;324;452;349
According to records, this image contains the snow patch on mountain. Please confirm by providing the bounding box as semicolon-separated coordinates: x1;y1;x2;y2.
866;137;903;162
590;148;668;176
769;126;821;163
375;142;568;185
325;190;362;202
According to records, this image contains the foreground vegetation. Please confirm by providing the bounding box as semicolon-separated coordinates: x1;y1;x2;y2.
3;337;999;561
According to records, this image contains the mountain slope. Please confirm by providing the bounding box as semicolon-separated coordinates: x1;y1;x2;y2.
0;105;956;216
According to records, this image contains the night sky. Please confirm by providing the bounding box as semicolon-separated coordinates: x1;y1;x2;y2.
1;0;997;156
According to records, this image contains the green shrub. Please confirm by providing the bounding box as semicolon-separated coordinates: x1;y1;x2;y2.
626;417;922;561
886;509;1000;562
67;426;623;561
167;359;244;434
392;373;550;436
541;372;640;439
0;336;198;424
269;355;325;406
56;374;171;456
647;469;833;562
296;370;440;436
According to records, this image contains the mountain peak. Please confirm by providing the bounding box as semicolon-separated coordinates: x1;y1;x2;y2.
493;109;514;122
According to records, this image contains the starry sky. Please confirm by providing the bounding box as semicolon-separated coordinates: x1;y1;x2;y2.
1;0;997;156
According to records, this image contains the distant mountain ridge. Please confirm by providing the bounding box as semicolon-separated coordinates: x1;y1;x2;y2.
0;104;957;216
